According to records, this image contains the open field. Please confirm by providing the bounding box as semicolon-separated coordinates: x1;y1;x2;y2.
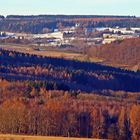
0;43;136;71
0;135;104;140
0;44;84;60
0;43;104;63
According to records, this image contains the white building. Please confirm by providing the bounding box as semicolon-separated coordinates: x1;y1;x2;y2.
109;28;135;34
33;32;63;40
102;38;117;44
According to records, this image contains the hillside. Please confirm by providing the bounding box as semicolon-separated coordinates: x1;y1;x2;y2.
0;49;140;140
0;49;140;92
88;38;140;71
0;15;139;33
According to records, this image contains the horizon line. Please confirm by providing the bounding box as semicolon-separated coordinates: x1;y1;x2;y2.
0;14;138;18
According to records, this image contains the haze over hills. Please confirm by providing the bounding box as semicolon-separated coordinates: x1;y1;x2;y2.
1;14;136;18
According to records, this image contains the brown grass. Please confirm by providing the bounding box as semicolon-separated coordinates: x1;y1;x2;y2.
0;135;105;140
0;44;83;60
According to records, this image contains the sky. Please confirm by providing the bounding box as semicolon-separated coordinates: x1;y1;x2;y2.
0;0;140;16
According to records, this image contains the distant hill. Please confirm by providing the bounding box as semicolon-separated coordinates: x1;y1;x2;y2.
0;15;139;33
5;14;136;19
89;38;140;71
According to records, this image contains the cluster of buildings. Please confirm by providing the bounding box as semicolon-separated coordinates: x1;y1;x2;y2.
98;27;140;44
0;26;140;48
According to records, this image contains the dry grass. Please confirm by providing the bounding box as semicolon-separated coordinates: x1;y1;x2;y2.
28;50;82;59
0;44;103;63
0;44;83;60
0;135;105;140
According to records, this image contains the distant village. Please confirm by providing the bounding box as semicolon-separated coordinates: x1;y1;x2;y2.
1;23;140;49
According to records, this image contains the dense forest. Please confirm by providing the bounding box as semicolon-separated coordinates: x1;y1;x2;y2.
0;49;140;92
88;38;140;70
0;49;140;139
0;79;140;140
0;15;139;33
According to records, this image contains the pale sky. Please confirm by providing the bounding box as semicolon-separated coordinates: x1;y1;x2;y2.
0;0;139;16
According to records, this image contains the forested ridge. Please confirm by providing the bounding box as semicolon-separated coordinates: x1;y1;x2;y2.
0;49;140;140
0;15;139;33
